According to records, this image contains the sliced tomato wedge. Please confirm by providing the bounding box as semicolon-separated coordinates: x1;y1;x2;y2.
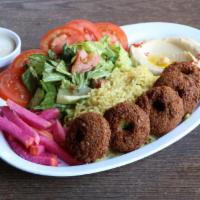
65;19;101;41
0;69;30;107
95;22;128;50
40;26;85;55
71;50;100;73
10;49;47;74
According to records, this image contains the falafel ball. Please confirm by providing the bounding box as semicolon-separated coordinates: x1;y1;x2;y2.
66;112;111;163
163;61;200;93
154;71;199;114
136;86;184;136
104;102;150;153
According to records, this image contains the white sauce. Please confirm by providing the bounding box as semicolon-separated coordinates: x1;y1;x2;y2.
0;33;15;57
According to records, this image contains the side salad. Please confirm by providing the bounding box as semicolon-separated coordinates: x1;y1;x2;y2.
22;37;132;119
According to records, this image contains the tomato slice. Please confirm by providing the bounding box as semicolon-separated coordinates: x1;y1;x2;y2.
10;49;47;74
66;19;101;41
95;22;128;50
0;69;30;107
40;26;85;55
71;50;100;73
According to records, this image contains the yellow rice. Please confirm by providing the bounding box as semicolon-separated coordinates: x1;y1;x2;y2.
73;65;158;118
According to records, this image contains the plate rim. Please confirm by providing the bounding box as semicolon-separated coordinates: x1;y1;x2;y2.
0;22;200;177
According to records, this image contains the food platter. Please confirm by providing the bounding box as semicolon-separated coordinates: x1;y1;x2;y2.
0;22;200;176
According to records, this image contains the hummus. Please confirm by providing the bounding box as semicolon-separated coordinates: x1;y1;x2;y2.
130;38;200;74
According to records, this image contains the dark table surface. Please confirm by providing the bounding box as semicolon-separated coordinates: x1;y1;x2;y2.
1;0;200;199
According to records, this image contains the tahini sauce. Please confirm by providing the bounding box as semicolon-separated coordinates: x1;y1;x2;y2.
0;33;15;57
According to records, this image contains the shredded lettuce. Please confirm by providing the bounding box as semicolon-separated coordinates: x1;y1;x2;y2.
57;89;89;105
27;54;47;76
22;68;38;95
61;45;77;67
34;82;57;110
28;88;45;108
114;45;133;68
43;72;65;82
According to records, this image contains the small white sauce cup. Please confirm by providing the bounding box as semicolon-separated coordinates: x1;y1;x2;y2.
0;27;21;68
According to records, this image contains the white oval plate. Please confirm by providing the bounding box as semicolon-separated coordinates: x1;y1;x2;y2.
0;22;200;177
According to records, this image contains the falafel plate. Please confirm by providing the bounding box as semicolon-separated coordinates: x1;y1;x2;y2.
0;21;200;176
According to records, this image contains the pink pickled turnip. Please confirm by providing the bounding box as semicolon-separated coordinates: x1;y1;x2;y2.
2;107;40;144
8;138;58;166
39;108;60;121
29;145;45;156
38;130;53;140
52;120;66;144
7;100;51;129
40;135;81;166
0;116;34;148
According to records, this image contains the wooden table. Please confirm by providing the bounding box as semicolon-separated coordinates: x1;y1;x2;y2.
1;0;200;199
